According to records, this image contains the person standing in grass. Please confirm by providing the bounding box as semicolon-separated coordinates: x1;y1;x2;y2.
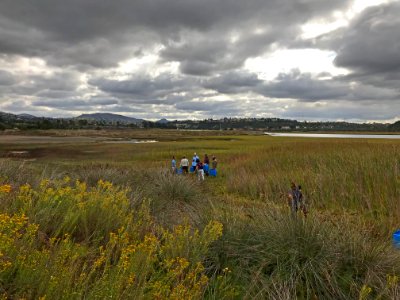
211;156;218;169
204;154;210;176
191;152;199;173
210;156;218;177
196;158;205;181
180;156;189;174
171;156;177;174
288;182;307;217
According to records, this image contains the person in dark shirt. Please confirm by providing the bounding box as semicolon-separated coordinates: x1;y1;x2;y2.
204;154;210;176
288;182;307;217
196;158;204;181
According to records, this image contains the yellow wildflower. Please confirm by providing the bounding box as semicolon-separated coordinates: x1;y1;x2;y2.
0;184;11;193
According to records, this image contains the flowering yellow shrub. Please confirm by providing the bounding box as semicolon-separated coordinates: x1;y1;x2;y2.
0;213;37;273
87;221;223;299
0;179;223;299
14;178;132;243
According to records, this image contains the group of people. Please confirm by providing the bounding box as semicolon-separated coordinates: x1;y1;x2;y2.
171;153;218;181
172;154;306;215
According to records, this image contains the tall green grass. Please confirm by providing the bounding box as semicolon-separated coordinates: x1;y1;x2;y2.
207;207;400;299
224;139;400;231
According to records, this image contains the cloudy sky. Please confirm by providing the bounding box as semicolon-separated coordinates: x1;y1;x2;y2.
0;0;399;122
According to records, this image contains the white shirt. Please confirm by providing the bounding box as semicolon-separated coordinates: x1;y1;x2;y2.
181;158;189;167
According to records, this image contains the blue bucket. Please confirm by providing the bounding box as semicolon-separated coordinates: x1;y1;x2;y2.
210;169;217;177
190;166;196;173
177;168;183;174
393;230;400;249
204;164;209;172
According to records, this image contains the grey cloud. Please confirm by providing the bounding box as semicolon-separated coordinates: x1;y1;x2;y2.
0;0;398;122
89;74;198;103
204;69;400;102
6;71;82;97
202;70;350;101
282;100;400;121
0;70;16;86
175;100;241;114
32;98;119;109
259;71;349;101
262;71;400;102
202;71;263;94
35;90;80;99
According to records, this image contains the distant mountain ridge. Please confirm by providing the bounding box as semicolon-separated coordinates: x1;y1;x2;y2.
76;113;143;124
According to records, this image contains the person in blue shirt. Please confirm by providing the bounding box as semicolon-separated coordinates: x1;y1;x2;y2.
191;152;199;172
171;156;177;174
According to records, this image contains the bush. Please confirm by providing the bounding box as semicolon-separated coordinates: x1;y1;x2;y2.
0;179;223;299
140;170;208;227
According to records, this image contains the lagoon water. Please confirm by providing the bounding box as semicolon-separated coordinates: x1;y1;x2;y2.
265;132;400;139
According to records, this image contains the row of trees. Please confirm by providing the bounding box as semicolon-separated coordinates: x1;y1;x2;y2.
0;114;396;132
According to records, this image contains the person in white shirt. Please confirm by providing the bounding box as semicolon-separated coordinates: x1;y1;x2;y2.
180;156;189;174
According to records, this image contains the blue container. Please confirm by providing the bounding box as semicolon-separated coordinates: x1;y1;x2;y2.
204;164;209;172
210;169;217;177
393;230;400;249
177;168;183;174
190;166;196;173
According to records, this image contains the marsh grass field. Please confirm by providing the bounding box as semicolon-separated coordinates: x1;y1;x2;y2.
1;129;400;299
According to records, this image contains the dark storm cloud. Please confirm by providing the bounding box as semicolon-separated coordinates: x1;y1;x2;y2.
0;0;348;70
333;2;400;75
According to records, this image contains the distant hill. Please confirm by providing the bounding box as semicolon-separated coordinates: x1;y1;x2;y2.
18;113;38;119
156;118;169;124
76;113;143;124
